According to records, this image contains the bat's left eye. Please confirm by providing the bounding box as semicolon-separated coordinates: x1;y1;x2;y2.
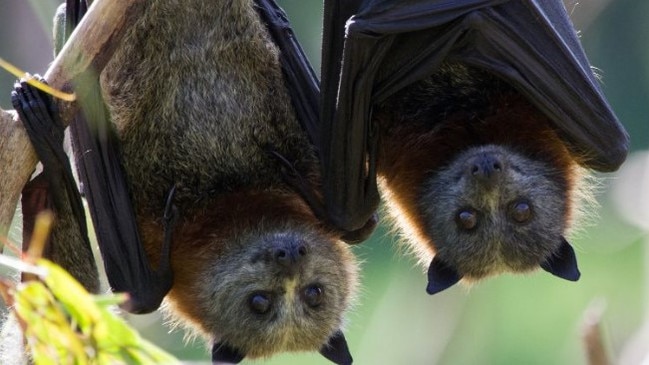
510;200;532;223
249;292;272;314
302;284;324;308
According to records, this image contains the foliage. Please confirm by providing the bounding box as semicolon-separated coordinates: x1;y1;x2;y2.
0;214;180;365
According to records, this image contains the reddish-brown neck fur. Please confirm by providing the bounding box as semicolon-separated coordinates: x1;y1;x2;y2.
377;93;581;253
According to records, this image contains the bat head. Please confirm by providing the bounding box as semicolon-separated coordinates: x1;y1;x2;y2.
420;144;579;289
165;218;358;363
375;63;587;295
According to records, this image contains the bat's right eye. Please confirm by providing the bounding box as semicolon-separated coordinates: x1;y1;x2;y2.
249;292;272;314
302;284;324;308
510;200;532;223
455;209;478;230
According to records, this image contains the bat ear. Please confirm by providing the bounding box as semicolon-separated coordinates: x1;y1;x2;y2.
426;256;462;295
319;330;353;365
212;342;245;364
540;237;580;281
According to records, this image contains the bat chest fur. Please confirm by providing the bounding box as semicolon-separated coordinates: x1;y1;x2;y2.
99;0;313;211
376;63;500;130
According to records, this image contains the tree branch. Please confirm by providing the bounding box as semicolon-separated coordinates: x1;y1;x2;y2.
582;299;610;365
0;0;145;238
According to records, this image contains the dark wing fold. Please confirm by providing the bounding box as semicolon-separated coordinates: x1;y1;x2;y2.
65;1;171;313
321;0;628;230
254;0;320;145
256;0;378;243
70;74;172;313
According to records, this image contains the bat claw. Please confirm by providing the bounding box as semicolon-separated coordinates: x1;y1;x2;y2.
161;186;178;266
158;185;177;288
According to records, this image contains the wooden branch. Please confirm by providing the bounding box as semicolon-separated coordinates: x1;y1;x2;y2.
582;299;610;365
0;0;145;238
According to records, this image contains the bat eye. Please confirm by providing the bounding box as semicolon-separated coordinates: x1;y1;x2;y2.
302;284;324;308
455;209;478;230
249;292;272;314
510;201;532;223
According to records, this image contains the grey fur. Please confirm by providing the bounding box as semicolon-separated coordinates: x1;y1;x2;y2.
101;0;314;213
47;197;100;292
421;145;567;278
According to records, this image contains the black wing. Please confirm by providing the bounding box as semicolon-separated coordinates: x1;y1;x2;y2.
254;0;320;145
61;0;172;313
256;0;378;243
320;0;629;232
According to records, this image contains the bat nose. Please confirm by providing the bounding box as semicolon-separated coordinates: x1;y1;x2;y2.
468;152;503;184
273;241;308;269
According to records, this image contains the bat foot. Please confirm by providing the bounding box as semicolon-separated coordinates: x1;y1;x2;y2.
12;76;64;149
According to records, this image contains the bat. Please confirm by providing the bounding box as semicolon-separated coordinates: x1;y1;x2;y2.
316;0;629;294
12;0;361;363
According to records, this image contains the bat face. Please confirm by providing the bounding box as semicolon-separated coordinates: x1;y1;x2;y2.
420;144;567;279
376;63;583;292
205;229;356;359
154;193;358;360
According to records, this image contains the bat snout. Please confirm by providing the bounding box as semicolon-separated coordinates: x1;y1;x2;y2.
467;152;504;186
272;241;308;270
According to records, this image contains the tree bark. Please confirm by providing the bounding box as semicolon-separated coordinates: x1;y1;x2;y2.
0;0;145;239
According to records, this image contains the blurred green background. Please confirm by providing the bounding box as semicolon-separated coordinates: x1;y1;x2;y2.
1;0;648;364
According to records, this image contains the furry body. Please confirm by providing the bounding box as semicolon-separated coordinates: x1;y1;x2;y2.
99;0;357;358
375;62;583;281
